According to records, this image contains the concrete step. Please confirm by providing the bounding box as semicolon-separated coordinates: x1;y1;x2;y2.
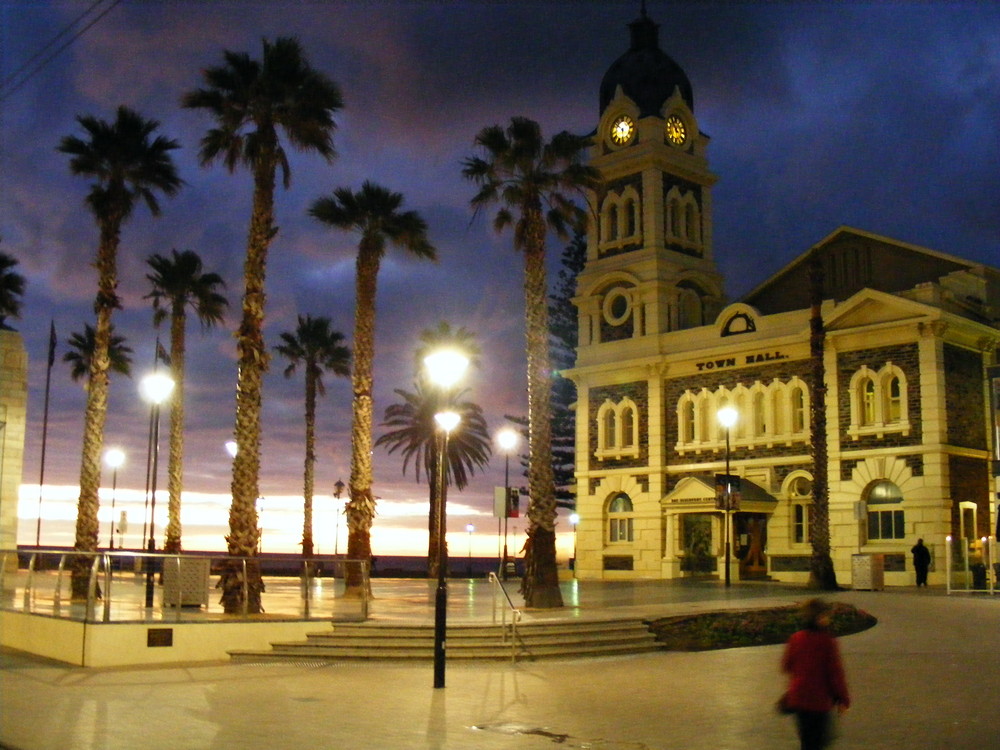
228;617;660;663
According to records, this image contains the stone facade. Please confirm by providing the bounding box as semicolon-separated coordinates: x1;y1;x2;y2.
566;9;1000;588
0;330;27;554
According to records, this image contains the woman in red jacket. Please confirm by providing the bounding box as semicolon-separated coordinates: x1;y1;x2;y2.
781;598;851;749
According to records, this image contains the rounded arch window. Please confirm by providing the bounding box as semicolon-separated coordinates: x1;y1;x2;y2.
866;480;904;541
607;492;634;543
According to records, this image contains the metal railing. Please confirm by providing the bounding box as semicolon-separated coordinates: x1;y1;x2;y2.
0;549;371;623
488;571;522;661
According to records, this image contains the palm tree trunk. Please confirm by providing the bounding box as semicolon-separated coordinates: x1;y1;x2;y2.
345;247;379;594
71;219;120;599
520;210;563;608
808;253;838;590
302;367;317;558
426;457;439;578
221;159;274;614
164;306;186;554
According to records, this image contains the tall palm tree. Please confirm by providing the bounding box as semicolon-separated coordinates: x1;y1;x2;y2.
58;106;180;597
808;252;838;589
380;322;487;577
462;116;599;607
309;181;436;592
182;37;342;613
377;382;492;578
145;249;228;554
64;324;133;384
274;314;350;558
0;251;25;330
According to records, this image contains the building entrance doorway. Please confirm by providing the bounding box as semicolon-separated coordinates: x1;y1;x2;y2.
736;513;769;579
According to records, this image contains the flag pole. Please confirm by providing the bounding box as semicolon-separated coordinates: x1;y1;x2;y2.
35;320;56;547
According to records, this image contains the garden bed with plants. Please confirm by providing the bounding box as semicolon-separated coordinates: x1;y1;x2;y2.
646;602;876;651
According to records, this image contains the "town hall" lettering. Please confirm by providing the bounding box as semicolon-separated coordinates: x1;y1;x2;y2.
695;351;788;371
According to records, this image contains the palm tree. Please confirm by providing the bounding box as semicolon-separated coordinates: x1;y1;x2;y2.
64;324;133;384
274;314;350;558
145;249;228;554
379;322;488;577
309;181;436;592
808;252;838;589
462;116;599;608
182;37;342;613
58;106;180;597
0;251;25;330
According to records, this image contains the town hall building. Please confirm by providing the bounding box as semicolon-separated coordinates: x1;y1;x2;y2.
566;9;1000;587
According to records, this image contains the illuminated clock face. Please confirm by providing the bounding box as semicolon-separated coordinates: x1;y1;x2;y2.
610;115;635;145
666;115;687;145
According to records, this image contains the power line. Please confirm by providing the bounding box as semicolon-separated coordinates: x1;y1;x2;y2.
0;0;125;104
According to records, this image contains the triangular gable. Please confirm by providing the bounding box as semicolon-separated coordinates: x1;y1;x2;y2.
824;288;936;332
662;475;778;508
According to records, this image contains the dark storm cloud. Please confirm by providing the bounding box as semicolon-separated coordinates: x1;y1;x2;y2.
1;1;998;530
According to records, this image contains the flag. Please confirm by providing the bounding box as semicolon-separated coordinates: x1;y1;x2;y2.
47;320;56;368
155;339;171;366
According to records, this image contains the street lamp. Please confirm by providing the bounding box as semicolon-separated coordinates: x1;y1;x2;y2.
104;448;125;549
424;345;469;690
569;512;580;571
466;524;475;577
497;427;519;580
225;440;238;458
141;371;174;607
333;479;345;557
717;405;738;588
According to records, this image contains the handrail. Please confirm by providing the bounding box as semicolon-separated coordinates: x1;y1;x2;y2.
488;571;522;662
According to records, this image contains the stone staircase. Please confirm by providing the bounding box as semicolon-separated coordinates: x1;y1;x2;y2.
228;617;661;663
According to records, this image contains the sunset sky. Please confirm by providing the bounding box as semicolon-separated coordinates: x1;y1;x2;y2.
2;1;998;556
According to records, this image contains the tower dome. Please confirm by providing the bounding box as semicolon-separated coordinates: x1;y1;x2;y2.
599;10;693;118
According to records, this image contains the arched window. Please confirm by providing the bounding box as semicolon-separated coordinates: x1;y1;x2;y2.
685;203;697;240
624;199;635;237
866;480;905;541
790;385;806;433
620;405;635;448
861;378;876;426
607;204;619;241
753;390;766;437
885;374;902;422
677;286;702;329
607;493;634;543
681;398;695;443
602;407;616;449
787;474;813;544
669;198;682;237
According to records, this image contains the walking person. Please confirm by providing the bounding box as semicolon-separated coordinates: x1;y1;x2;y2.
781;598;850;750
911;538;931;587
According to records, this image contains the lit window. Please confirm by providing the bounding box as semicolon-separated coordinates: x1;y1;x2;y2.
790;386;805;433
861;379;876;426
608;493;634;543
886;375;902;422
866;480;905;541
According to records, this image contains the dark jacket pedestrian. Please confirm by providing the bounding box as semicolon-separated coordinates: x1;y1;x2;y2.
911;539;931;586
781;599;850;750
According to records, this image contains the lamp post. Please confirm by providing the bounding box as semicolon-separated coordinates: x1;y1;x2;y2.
569;512;579;571
717;405;738;588
466;524;475;577
497;427;518;580
141;371;174;607
333;479;345;557
104;448;125;549
424;347;469;690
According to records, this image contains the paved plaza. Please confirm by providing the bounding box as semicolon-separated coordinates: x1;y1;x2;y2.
1;581;998;749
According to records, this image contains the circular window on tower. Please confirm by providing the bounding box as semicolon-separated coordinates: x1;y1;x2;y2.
602;287;633;326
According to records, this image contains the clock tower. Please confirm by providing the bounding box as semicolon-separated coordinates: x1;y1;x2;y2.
576;7;725;346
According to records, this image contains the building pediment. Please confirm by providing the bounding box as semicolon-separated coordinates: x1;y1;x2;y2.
825;288;934;332
661;475;778;512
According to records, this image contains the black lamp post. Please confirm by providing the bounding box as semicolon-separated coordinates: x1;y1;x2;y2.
424;347;469;690
142;372;174;607
497;427;518;580
104;448;125;549
717;406;738;588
